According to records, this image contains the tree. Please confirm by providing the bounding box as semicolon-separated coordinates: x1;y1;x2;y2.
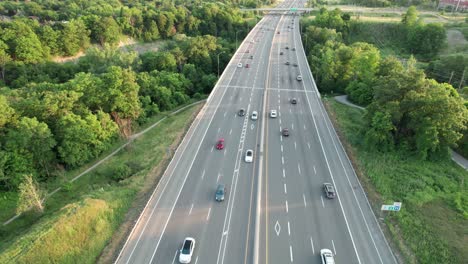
39;25;60;56
60;19;90;56
78;45;139;74
0;40;12;81
0;95;15;129
4;117;56;177
364;111;395;152
94;16;122;45
140;51;177;72
402;6;418;27
17;174;45;214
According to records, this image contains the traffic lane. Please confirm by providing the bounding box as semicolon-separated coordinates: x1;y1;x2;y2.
306;93;395;263
264;113;293;263
218;105;263;264
280;93;359;264
117;69;237;263
148;93;248;263
146;36;259;262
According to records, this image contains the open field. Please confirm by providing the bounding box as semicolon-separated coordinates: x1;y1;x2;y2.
324;97;468;264
0;103;203;263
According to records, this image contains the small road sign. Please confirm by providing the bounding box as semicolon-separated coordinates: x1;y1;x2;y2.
381;202;402;211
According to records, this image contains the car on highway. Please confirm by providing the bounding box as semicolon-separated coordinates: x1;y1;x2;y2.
320;248;335;264
293;63;298;67
285;61;290;65
285;46;289;50
179;237;196;263
238;108;245;116
216;138;225;150
251;111;258;120
323;183;336;199
270;110;277;118
277;31;280;34
290;98;297;104
250;55;254;59
296;75;302;81
237;63;243;68
215;184;226;201
292;47;296;51
280;51;284;55
282;128;289;137
245;149;253;163
246;63;250;68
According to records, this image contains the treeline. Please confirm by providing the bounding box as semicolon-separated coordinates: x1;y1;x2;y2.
0;33;228;190
340;0;437;7
0;0;250;67
303;7;468;160
0;1;251;191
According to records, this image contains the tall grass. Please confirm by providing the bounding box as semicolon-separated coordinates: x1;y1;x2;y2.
0;104;201;263
325;97;468;264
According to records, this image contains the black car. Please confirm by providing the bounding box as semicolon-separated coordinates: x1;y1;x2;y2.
282;128;289;137
285;61;290;65
280;51;284;55
215;184;226;201
238;108;245;116
323;183;336;199
285;46;289;50
291;98;297;104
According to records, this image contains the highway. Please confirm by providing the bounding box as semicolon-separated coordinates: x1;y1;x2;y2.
115;0;397;263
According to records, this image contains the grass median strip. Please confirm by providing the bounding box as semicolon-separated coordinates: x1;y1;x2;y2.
0;103;203;264
324;97;468;264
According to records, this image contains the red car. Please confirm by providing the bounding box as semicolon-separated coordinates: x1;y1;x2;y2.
245;64;250;68
216;138;225;150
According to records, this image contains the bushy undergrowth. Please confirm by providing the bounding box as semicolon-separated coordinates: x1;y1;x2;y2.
327;98;468;263
0;104;199;263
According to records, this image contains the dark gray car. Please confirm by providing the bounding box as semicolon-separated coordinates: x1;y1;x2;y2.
215;184;226;201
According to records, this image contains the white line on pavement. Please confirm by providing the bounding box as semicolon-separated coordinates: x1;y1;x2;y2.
281;145;283;152
195;256;199;264
284;184;287;194
321;196;324;207
289;245;294;262
292;123;294;130
298;164;301;175
282;156;284;165
303;194;307;207
307;142;310;149
217;173;221;182
310;237;315;254
224;112;227;117
189;204;193;215
172;250;177;264
218;127;221;133
313;166;316;174
230;129;232;135
287;221;291;236
294;141;296;149
285;200;289;213
202;169;205;180
207;207;211;221
283;169;286;178
304;124;306;130
211;147;214;153
332;240;336;255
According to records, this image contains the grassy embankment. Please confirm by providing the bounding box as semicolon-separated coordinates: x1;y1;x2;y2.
0;102;203;263
324;98;468;264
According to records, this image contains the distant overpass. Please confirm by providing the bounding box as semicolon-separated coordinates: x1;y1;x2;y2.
240;7;313;12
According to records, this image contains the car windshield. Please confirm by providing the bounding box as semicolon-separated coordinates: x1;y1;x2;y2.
182;241;191;254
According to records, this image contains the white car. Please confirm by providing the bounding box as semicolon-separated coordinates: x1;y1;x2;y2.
179;237;196;263
245;149;253;163
296;75;302;81
270;110;277;118
320;248;335;264
237;63;243;68
251;111;258;120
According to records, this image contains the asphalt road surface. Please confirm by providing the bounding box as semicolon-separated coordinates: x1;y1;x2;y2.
115;0;397;263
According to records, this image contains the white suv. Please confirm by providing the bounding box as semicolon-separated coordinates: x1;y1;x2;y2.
179;237;195;263
251;111;258;120
270;110;277;118
320;248;335;264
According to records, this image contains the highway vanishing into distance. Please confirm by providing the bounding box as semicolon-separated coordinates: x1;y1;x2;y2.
115;0;397;263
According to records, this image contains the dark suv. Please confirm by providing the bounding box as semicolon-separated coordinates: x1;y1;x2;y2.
238;108;245;116
290;98;297;104
323;183;336;199
282;128;289;137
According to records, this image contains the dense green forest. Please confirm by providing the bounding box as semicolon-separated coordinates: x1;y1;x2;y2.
0;0;258;191
302;7;468;160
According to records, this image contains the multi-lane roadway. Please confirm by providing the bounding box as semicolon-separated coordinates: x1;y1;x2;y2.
115;0;397;263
